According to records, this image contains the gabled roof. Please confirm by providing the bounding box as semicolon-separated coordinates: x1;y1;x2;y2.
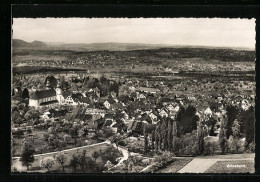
139;87;160;93
127;120;135;130
104;119;113;126
30;89;56;100
105;98;116;104
79;97;91;103
62;90;73;98
104;114;114;119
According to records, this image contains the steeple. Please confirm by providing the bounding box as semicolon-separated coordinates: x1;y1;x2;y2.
46;79;51;90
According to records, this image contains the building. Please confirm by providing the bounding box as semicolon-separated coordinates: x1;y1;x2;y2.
29;89;58;109
139;87;160;94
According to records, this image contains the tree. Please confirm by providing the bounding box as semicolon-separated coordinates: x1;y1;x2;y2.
70;154;79;171
162;118;168;151
144;125;148;154
167;118;173;151
219;118;228;154
40;157;55;172
20;141;35;170
55;152;67;172
172;120;178;154
12;111;21;122
69;126;80;146
245;106;255;149
63;134;71;144
226;105;239;139
78;150;87;171
92;151;99;162
151;131;155;150
176;105;198;136
22;88;29;99
231;119;241;152
197;123;205;155
154;129;159;151
24;109;40;122
14;116;23;126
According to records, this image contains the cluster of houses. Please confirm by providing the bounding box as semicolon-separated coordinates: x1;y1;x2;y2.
24;74;255;138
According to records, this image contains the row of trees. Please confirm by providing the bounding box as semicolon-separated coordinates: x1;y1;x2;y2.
219;106;255;154
142;105;255;156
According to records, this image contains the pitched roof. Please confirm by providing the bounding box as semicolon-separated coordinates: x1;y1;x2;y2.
62;90;72;98
30;89;56;100
139;87;160;93
106;98;116;104
79;97;91;103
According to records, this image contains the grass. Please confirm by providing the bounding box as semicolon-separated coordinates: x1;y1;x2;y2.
12;143;120;173
12;129;102;157
205;160;255;173
157;158;193;173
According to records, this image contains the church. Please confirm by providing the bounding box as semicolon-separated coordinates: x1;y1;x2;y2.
29;79;58;109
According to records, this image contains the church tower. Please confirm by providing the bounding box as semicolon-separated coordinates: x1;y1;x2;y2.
46;79;51;90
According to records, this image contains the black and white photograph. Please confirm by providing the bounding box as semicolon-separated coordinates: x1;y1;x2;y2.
11;17;255;173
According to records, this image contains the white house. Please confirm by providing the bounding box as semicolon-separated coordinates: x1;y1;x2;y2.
159;109;168;118
204;107;212;116
103;99;116;109
65;96;77;105
149;113;158;124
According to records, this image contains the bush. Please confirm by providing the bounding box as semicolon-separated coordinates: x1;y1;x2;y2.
118;140;126;146
101;146;122;165
247;142;255;153
40;157;55;171
228;135;243;154
204;141;218;155
43;133;49;141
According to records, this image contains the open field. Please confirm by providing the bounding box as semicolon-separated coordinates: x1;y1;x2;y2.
12;142;118;173
157;158;193;173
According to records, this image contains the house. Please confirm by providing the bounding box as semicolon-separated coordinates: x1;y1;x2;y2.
137;93;146;100
93;87;100;97
103;98;116;109
149;113;158;124
85;119;98;133
204;107;213;116
104;113;114;122
71;93;84;102
139;87;160;94
59;90;73;104
29;89;58;109
78;97;91;106
132;121;144;134
158;109;168;118
65;96;77;105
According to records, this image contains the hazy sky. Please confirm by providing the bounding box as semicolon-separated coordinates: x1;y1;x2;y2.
12;18;255;48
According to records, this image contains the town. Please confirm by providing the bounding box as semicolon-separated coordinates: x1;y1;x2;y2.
11;45;255;173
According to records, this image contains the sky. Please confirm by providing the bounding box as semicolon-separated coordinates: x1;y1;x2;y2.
12;18;255;49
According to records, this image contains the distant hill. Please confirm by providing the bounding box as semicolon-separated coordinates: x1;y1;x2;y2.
46;42;254;51
13;39;47;48
13;39;254;51
45;42;171;51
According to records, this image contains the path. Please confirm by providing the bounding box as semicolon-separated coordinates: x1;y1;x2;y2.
177;157;254;173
